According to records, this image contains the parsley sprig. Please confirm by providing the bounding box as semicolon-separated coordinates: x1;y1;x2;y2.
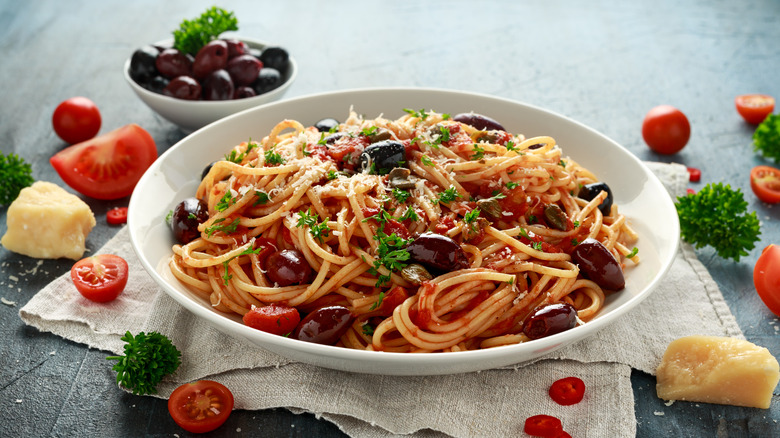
106;331;181;396
363;208;413;286
675;182;760;261
0;151;34;205
297;208;330;243
753;114;780;162
173;6;238;55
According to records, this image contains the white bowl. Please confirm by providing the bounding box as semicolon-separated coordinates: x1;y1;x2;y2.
124;37;297;133
128;88;680;376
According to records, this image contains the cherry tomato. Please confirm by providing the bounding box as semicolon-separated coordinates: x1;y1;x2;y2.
70;254;129;302
50;124;157;200
168;380;234;434
243;303;301;335
754;244;780;317
686;167;701;182
52;97;102;144
735;94;775;125
524;414;563;437
106;207;128;225
549;377;586;406
750;165;780;204
641;105;691;154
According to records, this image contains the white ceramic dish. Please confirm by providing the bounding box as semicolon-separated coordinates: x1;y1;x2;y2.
124;37;297;133
128;88;679;376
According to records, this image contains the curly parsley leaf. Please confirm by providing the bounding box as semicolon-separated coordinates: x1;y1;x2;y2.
675;182;760;261
0;152;34;206
297;208;330;242
753;114;780;162
173;6;238;56
105;331;181;396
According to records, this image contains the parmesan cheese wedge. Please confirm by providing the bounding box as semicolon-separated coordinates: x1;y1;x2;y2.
1;181;96;260
656;335;780;409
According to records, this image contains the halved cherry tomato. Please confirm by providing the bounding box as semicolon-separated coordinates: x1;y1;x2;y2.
524;414;563;437
641;105;691;154
50;124;157;200
735;94;775;125
686;167;701;182
106;207;128;225
754;244;780;317
52;97;102;144
168;380;234;434
70;254;129;302
243;303;301;335
750;165;780;204
549;377;586;406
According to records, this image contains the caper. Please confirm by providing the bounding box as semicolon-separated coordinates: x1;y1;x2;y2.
400;263;433;285
543;204;569;231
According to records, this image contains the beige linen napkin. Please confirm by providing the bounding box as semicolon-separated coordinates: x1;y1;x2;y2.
19;162;741;438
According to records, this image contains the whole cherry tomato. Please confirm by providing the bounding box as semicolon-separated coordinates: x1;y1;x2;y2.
735;94;775;125
750;165;780;204
168;380;234;433
641;105;691;154
754;244;780;317
52;97;102;144
70;254;129;302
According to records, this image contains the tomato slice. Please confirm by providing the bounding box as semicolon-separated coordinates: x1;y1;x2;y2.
50;124;157;200
106;207;128;225
735;94;775;125
549;377;586;406
750;165;780;204
243;303;301;335
70;254;129;302
168;380;234;434
754;244;780;317
524;414;563;437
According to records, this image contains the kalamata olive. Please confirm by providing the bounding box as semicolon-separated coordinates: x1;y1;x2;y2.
252;67;282;94
571;238;625;290
233;86;256;99
544;204;569;231
406;232;469;272
155;48;192;79
452;112;506;132
226;54;263;86
202;69;234;101
223;38;249;58
264;249;313;286
522;303;578;340
129;45;160;83
323;132;345;144
578;182;613;215
259;46;290;73
192;39;229;79
145;75;170;94
292;305;353;345
314;118;340;133
171;198;209;244
358;140;405;174
162;76;201;100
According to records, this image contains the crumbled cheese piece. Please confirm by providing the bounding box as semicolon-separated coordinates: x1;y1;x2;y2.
1;182;96;260
1;297;16;306
656;335;780;409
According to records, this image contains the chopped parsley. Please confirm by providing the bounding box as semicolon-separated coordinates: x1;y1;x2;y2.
506;181;519;189
392;188;410;203
362;207;413;287
403;108;429;121
369;291;386;311
433;186;461;204
297;208;330;243
264;147;286;165
627;247;639;258
470;144;486;161
420;155;434;167
253;190;270;206
205;218;240;237
400;206;419;222
361;126;379;137
216;190;236;212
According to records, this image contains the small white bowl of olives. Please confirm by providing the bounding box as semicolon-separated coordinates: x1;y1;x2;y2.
124;36;297;132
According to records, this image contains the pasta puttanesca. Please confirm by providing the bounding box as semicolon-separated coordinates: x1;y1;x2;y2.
169;108;639;352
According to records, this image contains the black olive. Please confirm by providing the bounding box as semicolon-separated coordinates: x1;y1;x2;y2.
571;238;625;290
406;232;469;272
146;75;170;94
129;45;160;84
452;112;506;132
578;182;613;215
201;161;219;180
314;118;340;133
171;198;209;244
323;132;346;144
264;249;313;286
292;306;353;345
259;47;290;74
358;140;405;175
252;67;282;94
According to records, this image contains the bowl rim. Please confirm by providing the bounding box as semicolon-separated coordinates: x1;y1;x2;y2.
128;87;680;375
123;35;298;107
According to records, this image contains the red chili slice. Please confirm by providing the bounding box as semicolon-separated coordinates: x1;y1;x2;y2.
106;207;128;225
549;377;586;405
524;414;563;437
686;167;701;182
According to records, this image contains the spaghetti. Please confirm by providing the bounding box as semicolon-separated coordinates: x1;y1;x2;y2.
169;108;639;352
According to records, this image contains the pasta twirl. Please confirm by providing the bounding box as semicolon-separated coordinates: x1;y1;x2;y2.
169;108;638;353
